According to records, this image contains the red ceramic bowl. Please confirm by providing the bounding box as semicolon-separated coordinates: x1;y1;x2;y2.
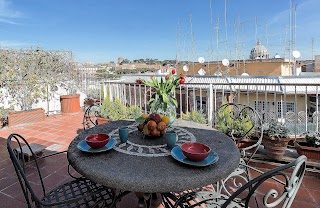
181;142;211;161
85;134;110;149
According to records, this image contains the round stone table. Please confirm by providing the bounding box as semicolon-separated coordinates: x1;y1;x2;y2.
67;120;240;193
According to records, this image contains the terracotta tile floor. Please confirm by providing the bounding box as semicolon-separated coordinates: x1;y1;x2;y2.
0;111;319;207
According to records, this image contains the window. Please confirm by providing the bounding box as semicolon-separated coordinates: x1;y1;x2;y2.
277;101;295;118
254;100;271;112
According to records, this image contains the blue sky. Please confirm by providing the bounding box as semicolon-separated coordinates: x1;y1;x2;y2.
0;0;320;63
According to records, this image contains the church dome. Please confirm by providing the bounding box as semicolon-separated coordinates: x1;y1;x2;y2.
250;40;269;59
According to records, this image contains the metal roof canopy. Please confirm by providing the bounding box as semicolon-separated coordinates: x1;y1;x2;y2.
104;75;320;94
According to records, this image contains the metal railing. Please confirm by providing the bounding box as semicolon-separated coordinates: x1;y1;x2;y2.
99;75;320;137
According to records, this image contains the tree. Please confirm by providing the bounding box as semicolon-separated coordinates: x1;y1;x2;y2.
0;48;78;111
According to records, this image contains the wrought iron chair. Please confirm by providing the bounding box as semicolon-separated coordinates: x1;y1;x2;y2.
173;155;307;208
215;103;263;164
7;133;115;208
83;103;102;130
214;103;263;195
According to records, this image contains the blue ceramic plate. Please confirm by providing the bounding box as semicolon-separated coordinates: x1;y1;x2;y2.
77;138;116;153
171;146;219;167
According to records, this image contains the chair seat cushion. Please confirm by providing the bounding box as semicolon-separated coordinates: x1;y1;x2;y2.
42;178;114;207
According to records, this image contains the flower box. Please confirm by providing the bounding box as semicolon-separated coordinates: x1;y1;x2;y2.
60;94;80;114
8;108;45;127
295;141;320;161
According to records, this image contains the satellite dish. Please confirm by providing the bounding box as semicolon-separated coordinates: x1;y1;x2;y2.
222;58;229;66
183;65;189;72
274;54;281;58
198;57;205;64
292;50;301;58
198;68;206;76
241;73;249;76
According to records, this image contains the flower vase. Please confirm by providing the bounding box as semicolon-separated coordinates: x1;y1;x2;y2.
152;102;176;126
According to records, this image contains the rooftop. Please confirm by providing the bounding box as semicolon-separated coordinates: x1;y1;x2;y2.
0;112;319;207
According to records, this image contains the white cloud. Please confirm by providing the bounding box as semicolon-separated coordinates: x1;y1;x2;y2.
0;40;32;47
0;0;23;24
0;17;18;24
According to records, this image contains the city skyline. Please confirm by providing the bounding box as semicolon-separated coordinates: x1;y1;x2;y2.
0;0;320;63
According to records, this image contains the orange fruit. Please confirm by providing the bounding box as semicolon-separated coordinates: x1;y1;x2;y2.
141;113;148;119
150;128;160;137
162;116;170;126
157;121;166;131
147;120;157;131
143;125;150;135
160;128;167;135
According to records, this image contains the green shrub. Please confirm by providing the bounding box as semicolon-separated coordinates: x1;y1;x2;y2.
100;99;142;121
215;102;255;138
264;119;289;139
182;110;207;124
0;107;14;119
127;105;142;119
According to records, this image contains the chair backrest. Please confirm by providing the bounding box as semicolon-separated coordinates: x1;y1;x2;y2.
83;103;102;130
7;133;45;207
214;103;263;163
223;155;307;208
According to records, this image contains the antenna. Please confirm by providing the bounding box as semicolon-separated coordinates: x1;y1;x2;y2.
208;0;214;75
234;18;239;75
265;23;269;47
190;15;196;75
312;37;314;60
224;0;229;59
255;16;258;43
176;19;181;67
215;17;220;65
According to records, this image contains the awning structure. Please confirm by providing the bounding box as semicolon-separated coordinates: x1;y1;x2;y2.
105;75;320;95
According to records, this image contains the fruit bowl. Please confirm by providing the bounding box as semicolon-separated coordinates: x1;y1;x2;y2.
136;113;171;138
181;142;211;161
85;134;110;149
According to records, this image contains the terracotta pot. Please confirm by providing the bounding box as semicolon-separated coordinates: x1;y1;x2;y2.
235;138;258;149
60;94;80;114
263;135;291;160
8;108;45;127
295;141;320;161
97;117;109;125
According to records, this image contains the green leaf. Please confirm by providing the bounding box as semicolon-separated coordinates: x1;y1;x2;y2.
135;116;146;124
162;93;168;104
171;97;178;107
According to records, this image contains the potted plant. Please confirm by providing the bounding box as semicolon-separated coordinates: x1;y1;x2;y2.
141;71;185;124
59;82;81;114
215;103;256;148
295;132;320;161
262;119;290;160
